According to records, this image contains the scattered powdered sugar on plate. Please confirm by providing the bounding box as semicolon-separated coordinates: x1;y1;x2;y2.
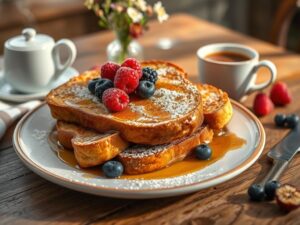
32;129;48;144
121;167;225;190
72;167;225;190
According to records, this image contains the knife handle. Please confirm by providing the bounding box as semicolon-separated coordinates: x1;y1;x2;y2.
260;159;289;185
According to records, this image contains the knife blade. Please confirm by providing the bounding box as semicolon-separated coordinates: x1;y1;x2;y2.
248;120;300;200
268;122;300;161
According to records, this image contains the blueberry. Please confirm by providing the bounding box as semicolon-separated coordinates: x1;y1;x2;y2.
248;184;265;201
274;114;286;127
94;78;114;100
102;161;124;178
137;80;155;99
195;144;212;160
264;180;280;200
286;114;299;129
88;78;101;94
141;67;158;84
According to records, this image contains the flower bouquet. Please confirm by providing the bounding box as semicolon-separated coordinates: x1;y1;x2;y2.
84;0;169;62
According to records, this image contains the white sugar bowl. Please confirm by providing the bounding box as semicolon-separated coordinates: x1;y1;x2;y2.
4;28;77;93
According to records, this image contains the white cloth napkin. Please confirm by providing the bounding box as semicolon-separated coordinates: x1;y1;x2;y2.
0;100;42;139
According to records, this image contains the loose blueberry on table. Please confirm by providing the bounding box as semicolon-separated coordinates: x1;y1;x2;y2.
264;180;281;200
248;184;265;201
274;114;286;127
286;114;299;129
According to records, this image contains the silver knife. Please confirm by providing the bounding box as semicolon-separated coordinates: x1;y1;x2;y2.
259;122;300;186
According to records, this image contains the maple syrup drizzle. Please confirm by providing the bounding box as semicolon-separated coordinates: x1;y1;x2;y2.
48;130;246;180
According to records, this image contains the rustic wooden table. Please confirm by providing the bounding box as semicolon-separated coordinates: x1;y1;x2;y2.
1;14;300;225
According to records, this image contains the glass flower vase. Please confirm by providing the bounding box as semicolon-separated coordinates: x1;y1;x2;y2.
106;38;143;63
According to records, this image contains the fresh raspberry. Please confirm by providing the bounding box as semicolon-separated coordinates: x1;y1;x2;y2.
121;58;142;78
270;82;292;106
102;88;129;112
101;62;120;81
114;67;139;94
253;93;274;117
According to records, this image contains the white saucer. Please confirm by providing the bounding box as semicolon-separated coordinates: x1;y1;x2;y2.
0;67;78;102
13;101;265;199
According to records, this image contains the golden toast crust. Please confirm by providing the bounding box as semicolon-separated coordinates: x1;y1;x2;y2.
197;84;233;130
56;121;128;168
47;61;203;145
118;126;213;175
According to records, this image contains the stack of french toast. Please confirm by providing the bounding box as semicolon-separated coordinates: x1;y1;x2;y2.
46;60;233;176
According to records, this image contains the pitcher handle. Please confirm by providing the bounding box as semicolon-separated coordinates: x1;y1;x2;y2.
52;39;77;80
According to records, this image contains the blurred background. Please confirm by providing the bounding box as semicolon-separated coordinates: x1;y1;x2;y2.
0;0;299;54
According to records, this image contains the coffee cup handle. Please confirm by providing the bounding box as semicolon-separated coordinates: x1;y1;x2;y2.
52;39;77;80
246;60;277;94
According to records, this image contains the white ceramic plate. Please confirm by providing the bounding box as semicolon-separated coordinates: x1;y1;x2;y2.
13;101;265;199
0;67;78;102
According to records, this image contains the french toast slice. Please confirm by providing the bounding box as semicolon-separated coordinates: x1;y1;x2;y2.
56;120;213;174
47;61;203;145
118;126;213;175
197;84;233;130
56;121;128;168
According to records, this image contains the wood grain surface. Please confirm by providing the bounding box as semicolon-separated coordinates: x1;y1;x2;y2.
1;14;300;225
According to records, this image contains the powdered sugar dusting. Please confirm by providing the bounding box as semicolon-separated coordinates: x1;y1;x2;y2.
151;88;196;119
156;67;178;77
120;144;169;158
199;87;223;112
62;85;99;104
61;85;109;114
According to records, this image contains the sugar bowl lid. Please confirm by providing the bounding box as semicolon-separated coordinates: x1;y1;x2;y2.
5;28;54;51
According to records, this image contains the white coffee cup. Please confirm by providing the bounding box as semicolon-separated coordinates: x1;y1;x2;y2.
197;43;277;100
4;28;77;93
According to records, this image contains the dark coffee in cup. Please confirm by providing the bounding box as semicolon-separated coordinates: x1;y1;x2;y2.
205;51;250;62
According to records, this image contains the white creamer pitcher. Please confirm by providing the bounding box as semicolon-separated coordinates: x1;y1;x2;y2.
4;28;77;93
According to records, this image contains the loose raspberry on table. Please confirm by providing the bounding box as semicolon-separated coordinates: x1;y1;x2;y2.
114;67;139;94
102;88;129;112
270;82;292;106
121;58;142;79
253;93;274;117
101;62;120;81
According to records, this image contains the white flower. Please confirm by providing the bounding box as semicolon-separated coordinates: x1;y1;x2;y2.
135;0;147;11
127;7;143;23
84;0;94;10
154;1;169;23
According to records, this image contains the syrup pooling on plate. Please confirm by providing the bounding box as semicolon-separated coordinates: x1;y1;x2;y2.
48;129;246;180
